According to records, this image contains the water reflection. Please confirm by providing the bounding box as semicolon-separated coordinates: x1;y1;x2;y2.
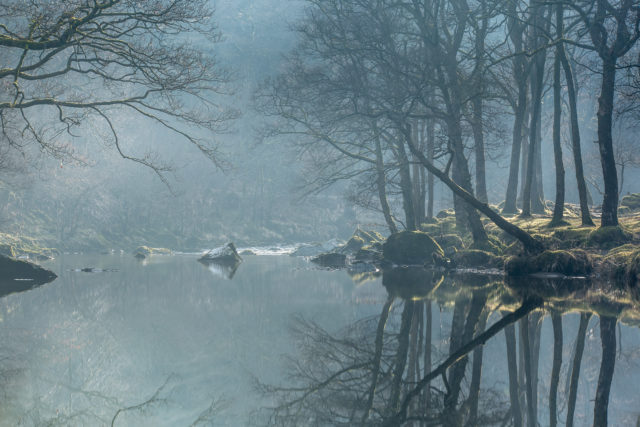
261;269;640;426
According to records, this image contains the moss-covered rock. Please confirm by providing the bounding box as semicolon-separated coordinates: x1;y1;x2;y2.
505;249;592;276
383;231;444;266
469;236;505;255
133;246;172;259
587;226;632;249
452;249;504;269
621;193;640;211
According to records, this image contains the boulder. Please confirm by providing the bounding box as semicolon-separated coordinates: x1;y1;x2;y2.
336;228;385;255
382;231;444;266
0;254;57;283
199;243;242;265
620;193;640;212
240;249;257;256
452;250;504;269
311;252;347;268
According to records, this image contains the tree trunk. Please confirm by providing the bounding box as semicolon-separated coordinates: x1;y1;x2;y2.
597;60;619;227
593;316;616;427
503;82;527;214
551;42;565;226
376;135;398;233
396;138;417;230
549;313;563;427
472;93;487;204
427;119;435;219
566;313;591;427
557;8;593;225
505;322;523;427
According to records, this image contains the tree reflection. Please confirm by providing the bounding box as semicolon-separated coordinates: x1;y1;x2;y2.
259;271;633;426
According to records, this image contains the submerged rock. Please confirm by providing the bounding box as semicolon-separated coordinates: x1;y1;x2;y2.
199;243;243;265
382;231;444;266
291;239;345;257
240;249;257;256
0;254;57;284
311;252;347;268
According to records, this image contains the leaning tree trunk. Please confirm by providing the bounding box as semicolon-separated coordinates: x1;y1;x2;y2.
401;122;544;253
597;60;619;227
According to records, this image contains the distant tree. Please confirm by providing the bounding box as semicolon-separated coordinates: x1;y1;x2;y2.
0;0;235;179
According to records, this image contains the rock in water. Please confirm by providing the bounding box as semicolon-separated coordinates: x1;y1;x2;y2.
311;252;347;268
199;243;243;265
382;231;444;266
0;254;57;282
133;246;172;259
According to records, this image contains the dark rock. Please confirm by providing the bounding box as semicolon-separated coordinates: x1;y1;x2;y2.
240;249;257;256
382;231;444;266
311;252;347;268
0;254;57;283
199;243;242;265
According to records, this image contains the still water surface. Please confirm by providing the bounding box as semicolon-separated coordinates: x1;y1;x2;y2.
0;254;638;425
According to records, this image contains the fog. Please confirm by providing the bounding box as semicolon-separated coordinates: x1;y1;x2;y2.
1;0;640;425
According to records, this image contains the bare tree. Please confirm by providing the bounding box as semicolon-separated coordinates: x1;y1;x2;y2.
0;0;235;179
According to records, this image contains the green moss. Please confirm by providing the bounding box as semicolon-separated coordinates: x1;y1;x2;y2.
435;234;464;251
382;231;444;266
505;249;592;276
469;236;505;255
453;249;504;269
621;193;640;211
587;226;632;249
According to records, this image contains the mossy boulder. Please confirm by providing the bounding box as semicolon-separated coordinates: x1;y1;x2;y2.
452;250;504;269
0;254;57;282
602;244;640;285
620;193;640;211
586;226;632;249
551;227;593;248
337;228;384;254
382;231;444;266
505;249;592;277
469;236;505;255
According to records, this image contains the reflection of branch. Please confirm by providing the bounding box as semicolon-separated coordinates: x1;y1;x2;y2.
110;374;175;427
389;297;542;426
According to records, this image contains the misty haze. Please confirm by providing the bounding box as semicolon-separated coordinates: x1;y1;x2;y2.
1;0;640;425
